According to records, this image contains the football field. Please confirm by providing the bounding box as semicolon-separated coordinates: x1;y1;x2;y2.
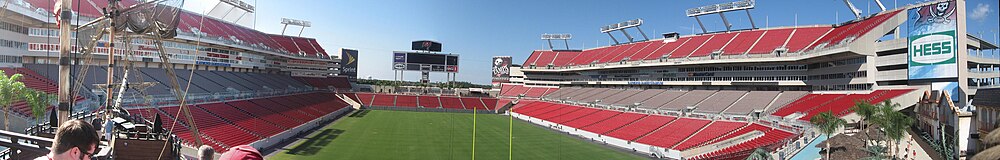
269;110;645;160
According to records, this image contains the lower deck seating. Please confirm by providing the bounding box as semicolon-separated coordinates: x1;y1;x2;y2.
691;126;796;160
197;103;284;136
395;95;419;107
636;118;711;148
549;107;600;123
580;112;645;134
460;97;489;110
127;92;348;152
418;96;441;108
158;105;260;150
513;101;800;160
351;92;499;111
533;103;582;120
563;109;619;129
772;89;914;120
372;94;396;106
672;121;748;150
439;96;466;109
355;93;376;106
605;115;675;141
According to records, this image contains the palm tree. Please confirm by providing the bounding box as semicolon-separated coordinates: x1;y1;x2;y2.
811;111;847;160
851;100;877;146
884;111;912;159
973;128;1000;160
0;70;28;130
870;100;911;159
746;147;772;160
861;145;888;160
23;90;56;125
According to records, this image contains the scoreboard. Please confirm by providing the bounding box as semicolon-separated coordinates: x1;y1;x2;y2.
392;51;459;73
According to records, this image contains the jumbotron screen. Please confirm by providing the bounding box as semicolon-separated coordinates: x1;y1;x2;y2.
392;51;458;72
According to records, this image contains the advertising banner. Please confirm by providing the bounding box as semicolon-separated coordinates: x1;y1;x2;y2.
908;0;958;80
340;48;359;79
492;56;511;83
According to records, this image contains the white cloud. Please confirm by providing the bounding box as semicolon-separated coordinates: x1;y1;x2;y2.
969;3;994;21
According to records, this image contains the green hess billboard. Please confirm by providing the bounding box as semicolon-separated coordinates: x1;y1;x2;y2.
908;0;958;80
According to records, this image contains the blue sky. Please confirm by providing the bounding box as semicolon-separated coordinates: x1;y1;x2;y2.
183;0;1000;85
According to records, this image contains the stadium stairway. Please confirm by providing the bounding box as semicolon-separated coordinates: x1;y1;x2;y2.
493;99;514;112
680;123;753;151
671;121;720;149
636;118;711;148
673;121;749;151
715;92;751;114
335;93;362;109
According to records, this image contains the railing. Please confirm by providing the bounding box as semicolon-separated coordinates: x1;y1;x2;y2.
970;84;1000;89
968;69;1000;73
24;110;99;135
0;130;54;160
773;127;819;160
118;88;316;109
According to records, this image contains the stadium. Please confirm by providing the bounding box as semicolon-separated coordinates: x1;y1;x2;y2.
0;0;998;160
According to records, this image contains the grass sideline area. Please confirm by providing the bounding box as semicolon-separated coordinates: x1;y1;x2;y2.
269;110;645;160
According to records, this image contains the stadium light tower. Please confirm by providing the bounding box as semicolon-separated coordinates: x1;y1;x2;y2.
686;0;756;33
600;19;648;45
840;0;889;20
841;0;863;19
541;33;573;50
280;18;312;36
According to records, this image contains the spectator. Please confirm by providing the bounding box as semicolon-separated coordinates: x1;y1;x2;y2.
199;145;215;160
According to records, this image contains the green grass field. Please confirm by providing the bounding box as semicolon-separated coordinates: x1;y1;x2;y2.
269;110;645;160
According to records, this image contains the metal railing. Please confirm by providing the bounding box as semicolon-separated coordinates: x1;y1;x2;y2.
118;88;316;109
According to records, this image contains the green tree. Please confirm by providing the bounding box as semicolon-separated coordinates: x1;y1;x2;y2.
811;111;846;160
0;70;28;130
851;100;878;146
0;72;28;129
866;100;912;159
861;145;888;160
23;89;56;125
746;147;772;160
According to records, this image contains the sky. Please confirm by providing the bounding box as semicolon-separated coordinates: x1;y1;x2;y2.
181;0;1000;85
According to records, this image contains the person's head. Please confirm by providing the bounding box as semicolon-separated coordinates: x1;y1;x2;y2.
51;119;100;160
198;145;215;160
